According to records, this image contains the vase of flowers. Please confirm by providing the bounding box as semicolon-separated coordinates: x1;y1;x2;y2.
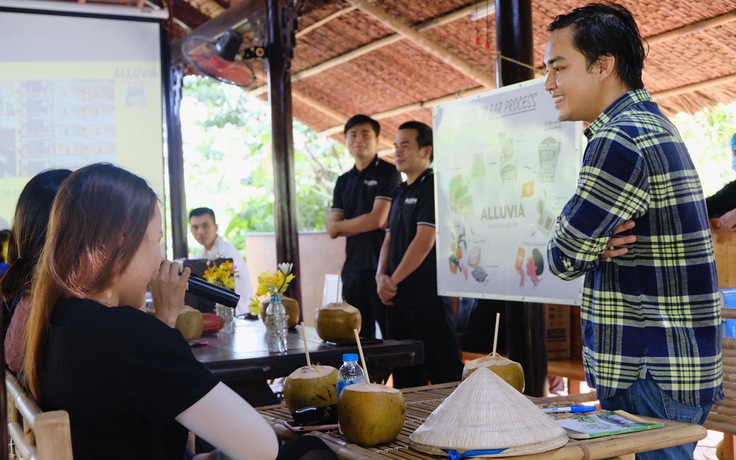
203;260;237;333
249;263;295;353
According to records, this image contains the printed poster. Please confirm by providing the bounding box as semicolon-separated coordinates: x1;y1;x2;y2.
434;77;584;304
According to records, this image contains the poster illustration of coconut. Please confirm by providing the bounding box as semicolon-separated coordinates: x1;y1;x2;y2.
434;77;584;305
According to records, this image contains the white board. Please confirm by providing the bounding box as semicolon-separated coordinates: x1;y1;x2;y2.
434;77;584;305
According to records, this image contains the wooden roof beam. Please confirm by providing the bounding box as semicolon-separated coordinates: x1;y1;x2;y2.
647;10;736;46
289;88;393;150
345;0;496;89
170;0;211;30
315;72;736;139
207;0;230;9
294;2;486;82
317;8;736;138
653;73;736;99
291;89;347;123
192;0;226;18
248;2;489;97
318;85;489;138
317;71;736;139
296;5;357;38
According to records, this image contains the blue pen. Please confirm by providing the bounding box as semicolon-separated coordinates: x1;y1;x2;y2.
541;405;595;414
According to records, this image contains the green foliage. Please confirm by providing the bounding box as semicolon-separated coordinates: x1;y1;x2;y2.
673;102;736;196
182;76;349;247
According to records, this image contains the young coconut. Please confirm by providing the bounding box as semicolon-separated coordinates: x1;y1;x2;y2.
283;365;338;413
174;306;204;340
462;352;525;392
314;302;362;342
338;382;405;447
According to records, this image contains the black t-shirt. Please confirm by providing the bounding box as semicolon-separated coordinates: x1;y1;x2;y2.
706;179;736;217
41;298;219;460
332;156;401;273
386;168;438;304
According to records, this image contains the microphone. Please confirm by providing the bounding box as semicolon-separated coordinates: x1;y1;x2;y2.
186;274;240;309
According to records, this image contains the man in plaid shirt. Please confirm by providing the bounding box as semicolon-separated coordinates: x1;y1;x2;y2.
545;4;722;459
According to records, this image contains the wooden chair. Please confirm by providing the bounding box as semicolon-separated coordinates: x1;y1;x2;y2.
547;357;586;394
5;371;73;460
705;305;736;460
704;222;736;459
321;274;342;306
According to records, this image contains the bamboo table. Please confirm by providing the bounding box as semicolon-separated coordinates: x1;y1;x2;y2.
258;382;707;460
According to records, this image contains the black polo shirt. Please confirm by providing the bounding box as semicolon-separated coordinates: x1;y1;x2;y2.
387;168;437;305
331;155;401;273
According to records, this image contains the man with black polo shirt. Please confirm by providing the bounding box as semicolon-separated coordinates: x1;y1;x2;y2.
376;121;463;388
327;114;401;339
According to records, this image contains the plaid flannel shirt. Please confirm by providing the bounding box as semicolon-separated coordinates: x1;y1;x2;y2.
548;89;723;407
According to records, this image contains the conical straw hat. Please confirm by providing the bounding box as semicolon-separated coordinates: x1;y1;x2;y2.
409;367;568;457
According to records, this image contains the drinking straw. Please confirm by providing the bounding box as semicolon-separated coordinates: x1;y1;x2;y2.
301;322;312;366
335;275;340;303
492;312;501;355
353;328;370;383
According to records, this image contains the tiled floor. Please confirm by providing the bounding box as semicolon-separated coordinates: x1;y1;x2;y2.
695;430;721;459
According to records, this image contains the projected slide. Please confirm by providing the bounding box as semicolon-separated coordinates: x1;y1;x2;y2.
0;7;164;227
1;79;116;176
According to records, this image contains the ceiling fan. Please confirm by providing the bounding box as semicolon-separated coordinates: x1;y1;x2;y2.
181;29;260;87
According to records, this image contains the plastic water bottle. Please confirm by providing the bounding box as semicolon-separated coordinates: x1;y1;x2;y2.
337;353;366;395
265;294;288;353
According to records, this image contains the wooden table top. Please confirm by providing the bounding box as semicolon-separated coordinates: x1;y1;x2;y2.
192;318;425;381
258;382;707;460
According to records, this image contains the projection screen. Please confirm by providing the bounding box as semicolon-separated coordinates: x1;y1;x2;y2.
0;1;167;231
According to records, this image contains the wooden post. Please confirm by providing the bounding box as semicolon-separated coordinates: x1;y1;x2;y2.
164;47;189;259
266;0;303;307
495;0;547;397
494;0;534;88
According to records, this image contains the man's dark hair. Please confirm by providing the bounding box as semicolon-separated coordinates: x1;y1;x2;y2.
548;2;645;90
189;207;216;222
399;121;433;162
344;114;380;137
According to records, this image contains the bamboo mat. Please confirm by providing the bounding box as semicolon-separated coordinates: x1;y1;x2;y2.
257;383;707;459
259;382;462;458
259;383;688;460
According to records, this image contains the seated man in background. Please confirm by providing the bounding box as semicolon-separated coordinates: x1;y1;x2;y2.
189;207;253;316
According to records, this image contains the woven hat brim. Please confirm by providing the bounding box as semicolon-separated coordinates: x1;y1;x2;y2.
410;434;569;457
409;367;568;456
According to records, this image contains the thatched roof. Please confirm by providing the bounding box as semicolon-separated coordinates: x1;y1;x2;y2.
37;0;736;150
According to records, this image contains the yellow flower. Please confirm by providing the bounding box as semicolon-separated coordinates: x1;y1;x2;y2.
248;296;261;316
203;260;238;290
255;271;274;297
250;262;296;315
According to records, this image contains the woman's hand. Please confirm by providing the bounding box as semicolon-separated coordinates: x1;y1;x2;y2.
150;260;189;327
